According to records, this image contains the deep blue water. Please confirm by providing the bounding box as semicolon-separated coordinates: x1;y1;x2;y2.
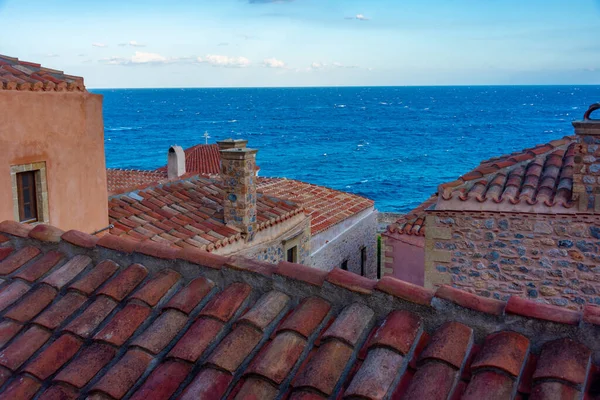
96;86;600;213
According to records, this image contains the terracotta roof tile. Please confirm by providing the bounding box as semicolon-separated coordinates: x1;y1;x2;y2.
63;296;117;338
37;384;79;400
345;347;404;400
96;263;148;301
91;349;153;399
199;282;251;322
106;168;168;195
0;320;22;348
208;323;263;373
0;246;40;274
277;297;331;338
131;309;187;354
156;143;221;176
0;280;31;312
368;310;422;355
258;177;374;234
322;303;374;347
179;367;232;400
129;268;180;306
0;325;51;370
68;260;119;295
54;343;116;388
0;248;12;262
107;176;304;247
33;291;87;330
41;254;91;289
462;370;515;400
0;221;600;399
129;360;191;400
167;317;224;362
0;54;85;92
0;375;41;399
13;251;64;283
4;284;57;322
293;340;354;396
22;333;82;380
471;331;529;377
93;303;151;346
419;322;473;369
533;338;591;387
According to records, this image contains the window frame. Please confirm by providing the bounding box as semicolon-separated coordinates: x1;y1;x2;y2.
341;260;348;271
16;171;38;223
10;162;49;225
286;245;298;263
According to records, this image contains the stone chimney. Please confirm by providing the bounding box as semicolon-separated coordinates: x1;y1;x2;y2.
573;103;600;212
220;146;258;237
217;138;247;151
167;145;186;179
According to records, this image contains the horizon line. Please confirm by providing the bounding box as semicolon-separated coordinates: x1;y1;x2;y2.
89;83;600;90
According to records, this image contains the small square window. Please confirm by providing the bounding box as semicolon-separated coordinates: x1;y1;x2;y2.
341;260;348;271
287;246;298;263
17;171;38;223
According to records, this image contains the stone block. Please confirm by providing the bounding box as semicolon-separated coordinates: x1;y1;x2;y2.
428;226;451;240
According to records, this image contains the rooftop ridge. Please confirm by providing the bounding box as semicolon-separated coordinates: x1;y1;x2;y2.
2;220;600;362
0;54;86;92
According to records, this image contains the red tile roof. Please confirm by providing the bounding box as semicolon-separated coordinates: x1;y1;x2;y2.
0;54;86;92
156;144;221;176
438;136;576;212
386;136;577;236
257;178;375;235
106;168;169;195
1;220;600;399
386;195;437;237
107;176;304;250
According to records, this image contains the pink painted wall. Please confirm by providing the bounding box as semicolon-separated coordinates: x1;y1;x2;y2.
383;234;425;285
0;91;108;233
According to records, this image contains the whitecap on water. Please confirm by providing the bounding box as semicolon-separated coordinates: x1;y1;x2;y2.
228;120;238;123
335;104;346;108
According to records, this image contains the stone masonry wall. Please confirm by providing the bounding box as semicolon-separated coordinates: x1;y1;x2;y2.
311;210;378;278
236;217;311;266
425;210;600;309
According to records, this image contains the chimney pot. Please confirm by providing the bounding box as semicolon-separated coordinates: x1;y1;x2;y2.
167;145;186;179
217;138;248;151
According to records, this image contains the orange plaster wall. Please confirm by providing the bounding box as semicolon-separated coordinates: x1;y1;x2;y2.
0;91;109;233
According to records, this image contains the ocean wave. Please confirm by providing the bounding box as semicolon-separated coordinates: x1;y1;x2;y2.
105;127;142;132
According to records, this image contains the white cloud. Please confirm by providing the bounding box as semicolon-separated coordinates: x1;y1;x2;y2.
100;51;176;65
307;61;363;71
45;53;59;58
198;54;251;68
345;14;370;21
92;43;107;48
119;41;146;47
310;62;325;69
263;58;286;68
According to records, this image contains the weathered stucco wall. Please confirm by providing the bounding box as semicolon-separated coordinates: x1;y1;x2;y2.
0;91;108;233
382;234;425;285
221;214;311;265
310;208;377;278
425;210;600;308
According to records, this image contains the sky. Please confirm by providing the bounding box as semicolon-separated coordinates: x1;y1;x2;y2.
0;0;599;88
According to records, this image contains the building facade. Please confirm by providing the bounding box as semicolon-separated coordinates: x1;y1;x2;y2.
385;104;600;308
0;55;109;233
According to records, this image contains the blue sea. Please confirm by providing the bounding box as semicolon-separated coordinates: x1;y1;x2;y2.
96;86;600;213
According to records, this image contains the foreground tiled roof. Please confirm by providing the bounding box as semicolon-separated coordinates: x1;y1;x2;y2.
257;178;375;235
107;176;303;250
0;54;86;92
386;195;437;237
437;136;576;212
156;144;221;176
106;169;169;195
1;221;600;399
